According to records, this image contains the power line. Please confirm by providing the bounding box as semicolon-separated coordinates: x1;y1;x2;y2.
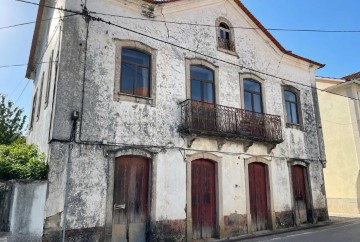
14;16;63;104
90;11;360;33
16;1;325;162
0;61;55;69
16;0;360;33
89;16;360;101
15;0;360;102
0;14;77;31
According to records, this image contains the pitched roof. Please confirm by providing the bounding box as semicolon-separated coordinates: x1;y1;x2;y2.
26;0;324;78
342;72;360;81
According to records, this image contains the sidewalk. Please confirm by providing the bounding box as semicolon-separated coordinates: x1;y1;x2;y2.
213;217;360;241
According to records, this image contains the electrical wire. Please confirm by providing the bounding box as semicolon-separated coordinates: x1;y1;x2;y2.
0;61;56;69
14;0;326;163
0;14;77;31
14;0;360;103
89;11;360;33
15;0;360;33
14;17;63;105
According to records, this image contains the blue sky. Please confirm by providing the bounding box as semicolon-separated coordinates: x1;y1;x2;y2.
0;0;359;117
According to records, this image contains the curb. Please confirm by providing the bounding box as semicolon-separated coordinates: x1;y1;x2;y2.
218;221;334;241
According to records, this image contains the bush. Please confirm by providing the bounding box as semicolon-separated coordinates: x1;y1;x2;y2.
0;143;47;180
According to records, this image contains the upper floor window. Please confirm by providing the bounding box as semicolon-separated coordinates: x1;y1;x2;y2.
190;65;215;103
115;40;157;105
37;72;45;120
45;50;54;107
216;17;235;53
120;48;150;97
244;79;263;113
29;91;38;129
284;90;299;124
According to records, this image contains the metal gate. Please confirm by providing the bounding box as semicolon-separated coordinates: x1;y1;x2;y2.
191;159;216;239
291;165;309;225
249;162;269;232
112;156;150;242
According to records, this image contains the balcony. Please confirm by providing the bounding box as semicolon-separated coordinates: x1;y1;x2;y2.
218;37;236;52
178;100;283;144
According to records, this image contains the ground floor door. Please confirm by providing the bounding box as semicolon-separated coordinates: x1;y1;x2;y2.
249;162;270;232
191;159;216;239
291;165;309;225
112;156;150;242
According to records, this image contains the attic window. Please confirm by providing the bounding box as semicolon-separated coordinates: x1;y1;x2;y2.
216;18;236;53
219;23;230;40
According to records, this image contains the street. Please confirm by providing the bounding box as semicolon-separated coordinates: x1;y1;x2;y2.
240;218;360;242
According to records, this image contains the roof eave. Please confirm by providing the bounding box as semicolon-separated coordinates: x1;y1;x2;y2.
26;0;46;79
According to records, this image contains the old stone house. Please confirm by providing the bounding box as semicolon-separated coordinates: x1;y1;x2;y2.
26;0;328;241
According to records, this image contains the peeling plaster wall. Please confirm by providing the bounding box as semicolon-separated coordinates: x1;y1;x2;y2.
33;0;328;239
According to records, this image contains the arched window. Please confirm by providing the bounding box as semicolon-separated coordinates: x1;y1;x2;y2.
219;23;230;41
190;65;215;103
120;48;151;97
244;79;263;113
284;90;299;124
216;17;235;52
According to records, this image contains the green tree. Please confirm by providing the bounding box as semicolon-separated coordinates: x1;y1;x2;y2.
0;143;47;180
0;95;26;145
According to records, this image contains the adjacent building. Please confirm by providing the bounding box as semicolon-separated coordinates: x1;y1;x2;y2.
26;0;328;241
317;73;360;216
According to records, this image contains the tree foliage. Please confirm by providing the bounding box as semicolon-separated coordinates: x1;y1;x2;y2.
0;143;47;180
0;95;26;145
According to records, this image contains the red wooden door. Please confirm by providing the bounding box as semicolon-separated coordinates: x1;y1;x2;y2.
192;159;216;239
291;165;309;224
112;156;150;242
249;162;269;232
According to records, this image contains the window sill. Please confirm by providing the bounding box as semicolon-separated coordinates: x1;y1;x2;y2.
217;47;239;57
286;123;303;131
114;92;155;106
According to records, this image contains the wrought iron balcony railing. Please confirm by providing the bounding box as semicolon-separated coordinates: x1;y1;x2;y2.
179;100;283;144
218;37;236;52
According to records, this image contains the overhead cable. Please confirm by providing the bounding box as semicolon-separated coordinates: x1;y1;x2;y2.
15;0;360;102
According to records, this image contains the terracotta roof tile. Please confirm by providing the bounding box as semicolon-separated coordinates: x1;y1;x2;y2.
342;72;360;81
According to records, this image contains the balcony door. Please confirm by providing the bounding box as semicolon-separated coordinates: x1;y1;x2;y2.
190;65;216;131
243;79;265;137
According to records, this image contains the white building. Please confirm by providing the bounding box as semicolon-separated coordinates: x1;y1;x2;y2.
26;0;328;241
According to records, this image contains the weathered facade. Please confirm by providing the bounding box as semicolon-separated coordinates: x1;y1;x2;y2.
26;0;328;241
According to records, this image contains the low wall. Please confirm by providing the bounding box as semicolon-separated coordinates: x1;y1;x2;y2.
0;180;47;242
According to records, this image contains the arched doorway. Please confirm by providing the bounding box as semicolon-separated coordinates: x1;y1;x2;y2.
112;155;150;242
248;162;270;232
191;159;217;239
291;165;311;225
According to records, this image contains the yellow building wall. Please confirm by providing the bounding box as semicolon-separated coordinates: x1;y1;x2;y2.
317;80;360;215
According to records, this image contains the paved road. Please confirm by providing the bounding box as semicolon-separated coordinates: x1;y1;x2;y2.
241;218;360;242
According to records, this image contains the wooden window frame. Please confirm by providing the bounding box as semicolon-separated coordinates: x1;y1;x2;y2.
120;49;151;97
282;85;303;129
190;65;215;104
186;59;219;104
243;79;263;113
29;90;38;130
215;17;237;56
114;40;157;106
240;73;266;114
36;72;45;121
45;50;54;108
